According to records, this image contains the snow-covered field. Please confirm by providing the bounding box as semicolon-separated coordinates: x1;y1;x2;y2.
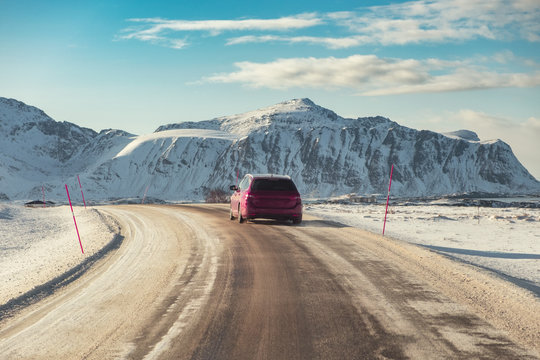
0;204;120;305
306;202;540;291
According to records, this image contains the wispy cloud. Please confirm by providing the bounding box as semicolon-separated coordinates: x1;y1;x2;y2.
119;1;539;49
339;0;540;45
225;35;371;49
126;14;322;32
363;69;540;96
224;0;540;48
116;30;189;49
119;13;322;48
205;54;540;95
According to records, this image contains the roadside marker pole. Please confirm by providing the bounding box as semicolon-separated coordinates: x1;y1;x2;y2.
77;175;87;209
142;185;149;204
382;164;394;236
42;185;46;208
66;184;84;254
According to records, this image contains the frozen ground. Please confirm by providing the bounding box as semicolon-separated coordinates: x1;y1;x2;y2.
305;202;540;292
0;204;119;305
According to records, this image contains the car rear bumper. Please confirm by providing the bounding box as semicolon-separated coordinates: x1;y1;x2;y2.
245;205;302;220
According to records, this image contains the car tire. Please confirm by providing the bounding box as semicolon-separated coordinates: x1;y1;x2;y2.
229;207;235;220
292;216;302;225
238;205;244;223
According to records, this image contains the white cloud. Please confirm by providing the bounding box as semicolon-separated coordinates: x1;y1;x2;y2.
225;35;371;49
117;30;189;49
169;38;189;50
524;116;540;132
456;109;516;128
205;54;540;94
130;14;322;32
119;1;539;49
207;55;427;89
222;0;540;49
120;14;322;48
363;69;540;96
492;50;517;64
343;0;540;45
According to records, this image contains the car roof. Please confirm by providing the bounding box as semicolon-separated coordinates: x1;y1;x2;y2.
249;174;291;180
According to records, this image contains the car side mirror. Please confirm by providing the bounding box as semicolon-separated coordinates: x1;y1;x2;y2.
230;185;238;191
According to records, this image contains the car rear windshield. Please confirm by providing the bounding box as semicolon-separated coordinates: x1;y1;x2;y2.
251;178;298;192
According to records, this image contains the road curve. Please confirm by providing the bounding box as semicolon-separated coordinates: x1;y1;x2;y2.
0;204;539;359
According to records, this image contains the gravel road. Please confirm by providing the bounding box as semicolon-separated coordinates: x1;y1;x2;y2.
0;204;538;359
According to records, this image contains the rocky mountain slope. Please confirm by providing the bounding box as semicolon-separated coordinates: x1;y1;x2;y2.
0;97;538;202
0;97;132;200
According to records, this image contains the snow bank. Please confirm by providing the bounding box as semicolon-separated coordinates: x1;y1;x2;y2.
305;203;540;291
0;204;120;305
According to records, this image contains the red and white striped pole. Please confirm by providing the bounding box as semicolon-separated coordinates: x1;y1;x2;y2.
142;185;149;204
77;175;86;209
66;184;84;254
382;164;394;236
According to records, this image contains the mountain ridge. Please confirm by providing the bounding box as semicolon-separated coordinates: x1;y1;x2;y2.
0;96;538;201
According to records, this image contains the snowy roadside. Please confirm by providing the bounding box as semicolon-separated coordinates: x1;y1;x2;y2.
0;204;120;306
305;203;540;292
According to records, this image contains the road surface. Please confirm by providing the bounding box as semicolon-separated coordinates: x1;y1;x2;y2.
0;204;539;359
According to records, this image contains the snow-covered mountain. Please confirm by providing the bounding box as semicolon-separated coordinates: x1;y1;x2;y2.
0;97;133;201
0;97;538;202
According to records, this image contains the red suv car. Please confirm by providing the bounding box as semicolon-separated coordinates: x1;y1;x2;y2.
229;174;302;224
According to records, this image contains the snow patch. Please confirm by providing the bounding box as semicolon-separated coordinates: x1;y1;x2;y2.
0;204;120;306
443;130;480;142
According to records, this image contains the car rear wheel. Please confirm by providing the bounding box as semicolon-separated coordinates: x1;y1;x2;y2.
292;216;302;225
229;207;235;220
238;205;244;223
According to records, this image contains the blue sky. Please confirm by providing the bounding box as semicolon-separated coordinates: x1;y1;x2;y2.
1;0;539;178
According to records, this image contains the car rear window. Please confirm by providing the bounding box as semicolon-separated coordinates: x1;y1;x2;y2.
251;179;297;192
